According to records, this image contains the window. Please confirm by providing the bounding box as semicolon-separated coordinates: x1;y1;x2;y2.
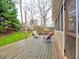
65;0;76;59
61;7;63;31
66;0;76;33
65;35;76;59
77;0;79;34
58;14;61;30
55;6;63;31
55;14;61;31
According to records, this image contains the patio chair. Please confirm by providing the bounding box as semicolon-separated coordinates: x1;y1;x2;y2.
32;31;39;38
43;32;53;41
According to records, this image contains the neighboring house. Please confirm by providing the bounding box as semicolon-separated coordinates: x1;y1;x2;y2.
52;0;77;59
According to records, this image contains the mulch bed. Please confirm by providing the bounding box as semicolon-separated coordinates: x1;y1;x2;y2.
0;30;13;38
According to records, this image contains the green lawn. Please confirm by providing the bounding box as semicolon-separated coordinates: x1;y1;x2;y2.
0;32;31;47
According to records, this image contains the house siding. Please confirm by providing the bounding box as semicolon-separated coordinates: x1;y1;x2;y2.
53;0;63;21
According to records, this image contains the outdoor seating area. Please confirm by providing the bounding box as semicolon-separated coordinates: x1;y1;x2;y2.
0;0;78;59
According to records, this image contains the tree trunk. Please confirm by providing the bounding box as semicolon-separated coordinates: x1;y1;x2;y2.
41;18;43;27
20;0;23;24
25;12;27;32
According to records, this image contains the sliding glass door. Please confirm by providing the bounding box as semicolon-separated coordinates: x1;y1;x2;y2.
65;0;76;59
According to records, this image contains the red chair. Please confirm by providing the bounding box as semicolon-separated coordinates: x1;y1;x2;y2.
43;32;53;40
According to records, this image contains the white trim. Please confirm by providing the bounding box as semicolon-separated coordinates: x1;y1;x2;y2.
76;0;78;59
62;5;65;55
63;0;66;5
76;0;79;38
63;0;65;56
54;30;64;33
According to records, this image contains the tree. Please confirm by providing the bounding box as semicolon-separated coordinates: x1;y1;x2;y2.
19;0;23;24
24;2;36;27
15;0;23;24
33;0;52;27
24;0;52;27
0;0;21;32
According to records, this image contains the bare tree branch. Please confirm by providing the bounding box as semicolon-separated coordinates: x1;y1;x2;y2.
33;0;52;27
24;0;52;27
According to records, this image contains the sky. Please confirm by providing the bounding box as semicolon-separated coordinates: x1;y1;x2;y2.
15;0;53;27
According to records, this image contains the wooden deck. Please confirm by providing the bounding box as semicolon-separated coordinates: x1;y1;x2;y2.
0;36;54;59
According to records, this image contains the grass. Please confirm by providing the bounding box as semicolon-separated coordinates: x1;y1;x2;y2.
0;31;31;47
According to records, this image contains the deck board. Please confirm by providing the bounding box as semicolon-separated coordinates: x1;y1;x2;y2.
0;36;54;59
